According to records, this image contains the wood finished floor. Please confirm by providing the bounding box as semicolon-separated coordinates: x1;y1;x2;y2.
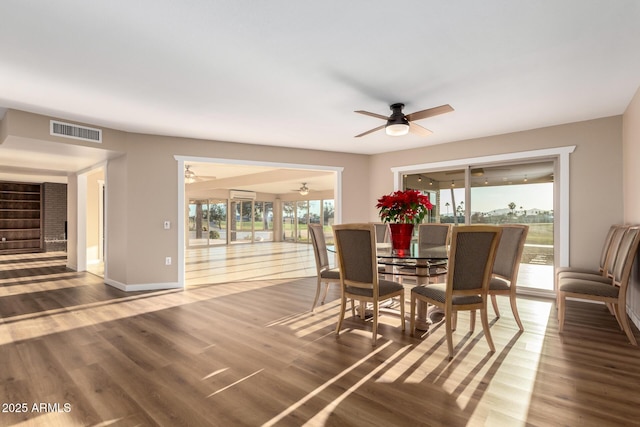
1;249;640;426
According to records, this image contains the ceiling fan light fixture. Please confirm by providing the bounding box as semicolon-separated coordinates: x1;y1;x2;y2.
299;182;309;196
385;103;410;136
185;165;196;184
385;123;409;136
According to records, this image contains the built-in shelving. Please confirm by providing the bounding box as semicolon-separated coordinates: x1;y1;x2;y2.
0;181;43;254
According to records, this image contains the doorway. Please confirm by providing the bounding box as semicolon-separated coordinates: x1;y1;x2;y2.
85;168;105;277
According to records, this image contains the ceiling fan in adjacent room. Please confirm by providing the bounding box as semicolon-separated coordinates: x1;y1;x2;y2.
291;182;311;196
354;103;454;138
184;165;216;184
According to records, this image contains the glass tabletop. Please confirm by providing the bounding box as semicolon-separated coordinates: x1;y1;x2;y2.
327;243;448;263
375;243;448;261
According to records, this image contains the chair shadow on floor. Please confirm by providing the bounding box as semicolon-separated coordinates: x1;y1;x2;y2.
323;327;524;426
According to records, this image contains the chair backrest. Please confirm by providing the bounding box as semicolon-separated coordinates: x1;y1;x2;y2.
602;225;628;278
373;223;391;244
611;226;640;289
332;223;378;290
599;225;622;272
492;224;529;282
418;223;451;248
448;226;502;294
309;224;331;273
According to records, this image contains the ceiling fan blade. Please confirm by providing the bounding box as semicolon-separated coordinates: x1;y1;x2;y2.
408;122;433;137
355;124;385;138
406;104;454;122
354;110;389;120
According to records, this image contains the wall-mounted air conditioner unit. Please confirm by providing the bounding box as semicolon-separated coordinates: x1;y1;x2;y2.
229;190;257;200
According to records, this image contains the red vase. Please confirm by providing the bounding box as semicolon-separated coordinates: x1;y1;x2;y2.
389;223;414;254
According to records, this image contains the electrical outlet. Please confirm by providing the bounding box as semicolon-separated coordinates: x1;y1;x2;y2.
165;257;172;266
164;221;171;230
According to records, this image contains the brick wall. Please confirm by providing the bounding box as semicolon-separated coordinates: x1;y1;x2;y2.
43;182;67;252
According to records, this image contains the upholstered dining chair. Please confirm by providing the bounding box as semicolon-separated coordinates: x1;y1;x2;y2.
418;223;452;282
410;225;502;359
555;225;627;317
374;223;391;244
558;225;640;346
487;224;529;331
555;224;627;283
309;224;341;311
374;222;392;279
333;223;405;346
418;223;452;248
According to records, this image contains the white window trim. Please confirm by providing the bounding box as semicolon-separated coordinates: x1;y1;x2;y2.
391;146;576;292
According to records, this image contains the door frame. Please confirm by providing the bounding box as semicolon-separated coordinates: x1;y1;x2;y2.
391;146;575;296
174;155;344;288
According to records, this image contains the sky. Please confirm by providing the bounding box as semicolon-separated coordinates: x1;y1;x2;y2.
436;182;553;215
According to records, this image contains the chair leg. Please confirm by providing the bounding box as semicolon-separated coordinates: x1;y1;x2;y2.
311;278;322;311
480;307;496;353
410;293;417;336
490;295;500;318
557;291;565;332
372;301;379;346
610;303;623;330
320;282;331;305
616;303;638;346
335;295;346;337
452;311;457;331
469;310;476;332
510;294;524;331
445;308;455;359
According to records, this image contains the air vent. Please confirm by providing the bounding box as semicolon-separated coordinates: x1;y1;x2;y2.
50;120;102;143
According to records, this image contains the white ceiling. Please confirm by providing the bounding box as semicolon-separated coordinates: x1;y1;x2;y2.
185;163;336;198
1;1;639;181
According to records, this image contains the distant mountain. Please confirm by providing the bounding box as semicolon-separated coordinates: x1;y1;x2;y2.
477;207;551;216
441;207;551;217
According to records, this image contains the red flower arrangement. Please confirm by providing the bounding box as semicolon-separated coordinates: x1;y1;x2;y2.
376;189;433;224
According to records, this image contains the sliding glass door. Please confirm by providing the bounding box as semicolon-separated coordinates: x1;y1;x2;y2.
467;162;555;291
404;160;555;292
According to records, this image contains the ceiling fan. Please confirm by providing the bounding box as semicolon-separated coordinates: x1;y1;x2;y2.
291;182;310;196
184;165;216;184
354;103;454;138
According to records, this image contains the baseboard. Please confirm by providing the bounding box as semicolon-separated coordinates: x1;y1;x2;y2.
104;277;183;292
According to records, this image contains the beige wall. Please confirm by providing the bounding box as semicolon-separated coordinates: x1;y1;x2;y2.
105;155;128;284
0;109;626;291
0;110;370;286
623;85;640;324
370;116;624;270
